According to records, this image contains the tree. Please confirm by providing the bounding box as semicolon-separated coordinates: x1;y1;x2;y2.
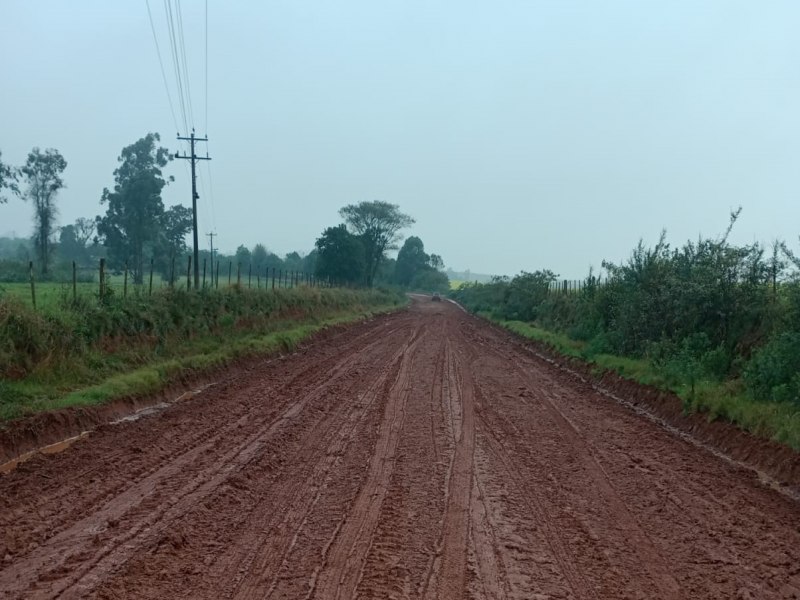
252;244;269;272
59;224;85;265
339;201;414;286
284;251;304;273
0;151;19;204
234;245;251;268
315;224;366;285
155;205;193;274
395;236;430;286
58;217;99;267
411;269;450;294
74;217;96;247
97;133;174;283
20;148;67;274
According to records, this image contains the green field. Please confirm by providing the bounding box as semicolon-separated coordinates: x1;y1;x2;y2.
0;275;303;312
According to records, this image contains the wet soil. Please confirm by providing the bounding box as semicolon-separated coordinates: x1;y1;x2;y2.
1;298;799;599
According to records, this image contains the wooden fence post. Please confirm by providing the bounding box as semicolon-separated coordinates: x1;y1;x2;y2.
203;258;207;288
272;267;276;290
248;263;252;288
123;261;128;298
28;261;36;309
186;256;192;290
72;261;77;303
216;261;220;289
228;261;232;286
99;258;106;300
237;263;241;287
149;258;154;296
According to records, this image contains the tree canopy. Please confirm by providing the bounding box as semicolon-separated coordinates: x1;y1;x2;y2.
96;133;176;283
20;148;67;274
314;224;366;285
0;151;19;204
339;201;414;286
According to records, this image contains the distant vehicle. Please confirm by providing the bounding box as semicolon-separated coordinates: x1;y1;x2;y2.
431;292;441;301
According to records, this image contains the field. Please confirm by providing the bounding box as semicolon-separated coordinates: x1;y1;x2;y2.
0;275;307;312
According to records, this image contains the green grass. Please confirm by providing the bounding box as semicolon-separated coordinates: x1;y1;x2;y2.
0;287;406;421
0;275;303;312
485;315;800;451
0;309;395;420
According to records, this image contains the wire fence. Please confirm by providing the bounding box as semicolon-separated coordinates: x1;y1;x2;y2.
1;258;339;311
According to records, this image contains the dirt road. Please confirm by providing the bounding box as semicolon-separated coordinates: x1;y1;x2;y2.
2;298;799;599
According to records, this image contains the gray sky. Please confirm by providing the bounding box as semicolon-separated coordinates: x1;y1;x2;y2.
1;1;798;278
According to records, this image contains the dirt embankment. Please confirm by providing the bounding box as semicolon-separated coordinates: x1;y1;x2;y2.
1;298;798;599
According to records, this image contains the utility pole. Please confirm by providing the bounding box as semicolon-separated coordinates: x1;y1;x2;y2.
176;129;211;289
207;231;217;286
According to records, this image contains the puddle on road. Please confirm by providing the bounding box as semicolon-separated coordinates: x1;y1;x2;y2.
0;432;91;474
0;383;217;475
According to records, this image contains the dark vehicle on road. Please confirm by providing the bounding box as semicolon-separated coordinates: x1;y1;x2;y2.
432;292;441;301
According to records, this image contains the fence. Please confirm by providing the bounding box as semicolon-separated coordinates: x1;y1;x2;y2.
547;278;609;295
1;258;339;311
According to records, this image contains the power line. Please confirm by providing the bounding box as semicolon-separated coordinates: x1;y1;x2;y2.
144;0;179;134
175;0;195;128
164;0;188;133
205;0;208;134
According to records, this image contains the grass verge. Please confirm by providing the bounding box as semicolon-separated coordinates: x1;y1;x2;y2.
0;289;405;421
484;315;800;451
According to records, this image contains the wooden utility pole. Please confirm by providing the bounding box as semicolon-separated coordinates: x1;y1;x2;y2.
176;130;211;289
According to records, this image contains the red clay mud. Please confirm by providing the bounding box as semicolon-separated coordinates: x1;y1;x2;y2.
1;299;799;599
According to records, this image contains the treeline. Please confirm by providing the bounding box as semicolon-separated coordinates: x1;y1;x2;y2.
452;211;800;410
1;136;449;292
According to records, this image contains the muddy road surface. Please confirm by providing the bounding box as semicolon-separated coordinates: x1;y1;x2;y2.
2;298;799;599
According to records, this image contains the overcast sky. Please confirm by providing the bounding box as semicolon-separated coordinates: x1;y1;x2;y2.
1;1;798;277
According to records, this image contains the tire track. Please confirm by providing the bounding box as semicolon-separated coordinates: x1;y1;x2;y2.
422;341;476;600
229;326;422;599
308;322;425;600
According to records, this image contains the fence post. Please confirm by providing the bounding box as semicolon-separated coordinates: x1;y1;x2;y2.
99;258;106;300
28;261;36;309
186;255;192;289
203;258;207;288
228;261;232;286
170;256;175;288
216;261;220;289
248;263;252;288
123;261;128;298
272;267;276;290
149;258;154;296
72;261;77;303
237;263;241;287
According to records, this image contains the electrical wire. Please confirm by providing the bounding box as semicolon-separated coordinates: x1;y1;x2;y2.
205;0;208;135
164;0;189;133
145;0;179;134
175;0;195;129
